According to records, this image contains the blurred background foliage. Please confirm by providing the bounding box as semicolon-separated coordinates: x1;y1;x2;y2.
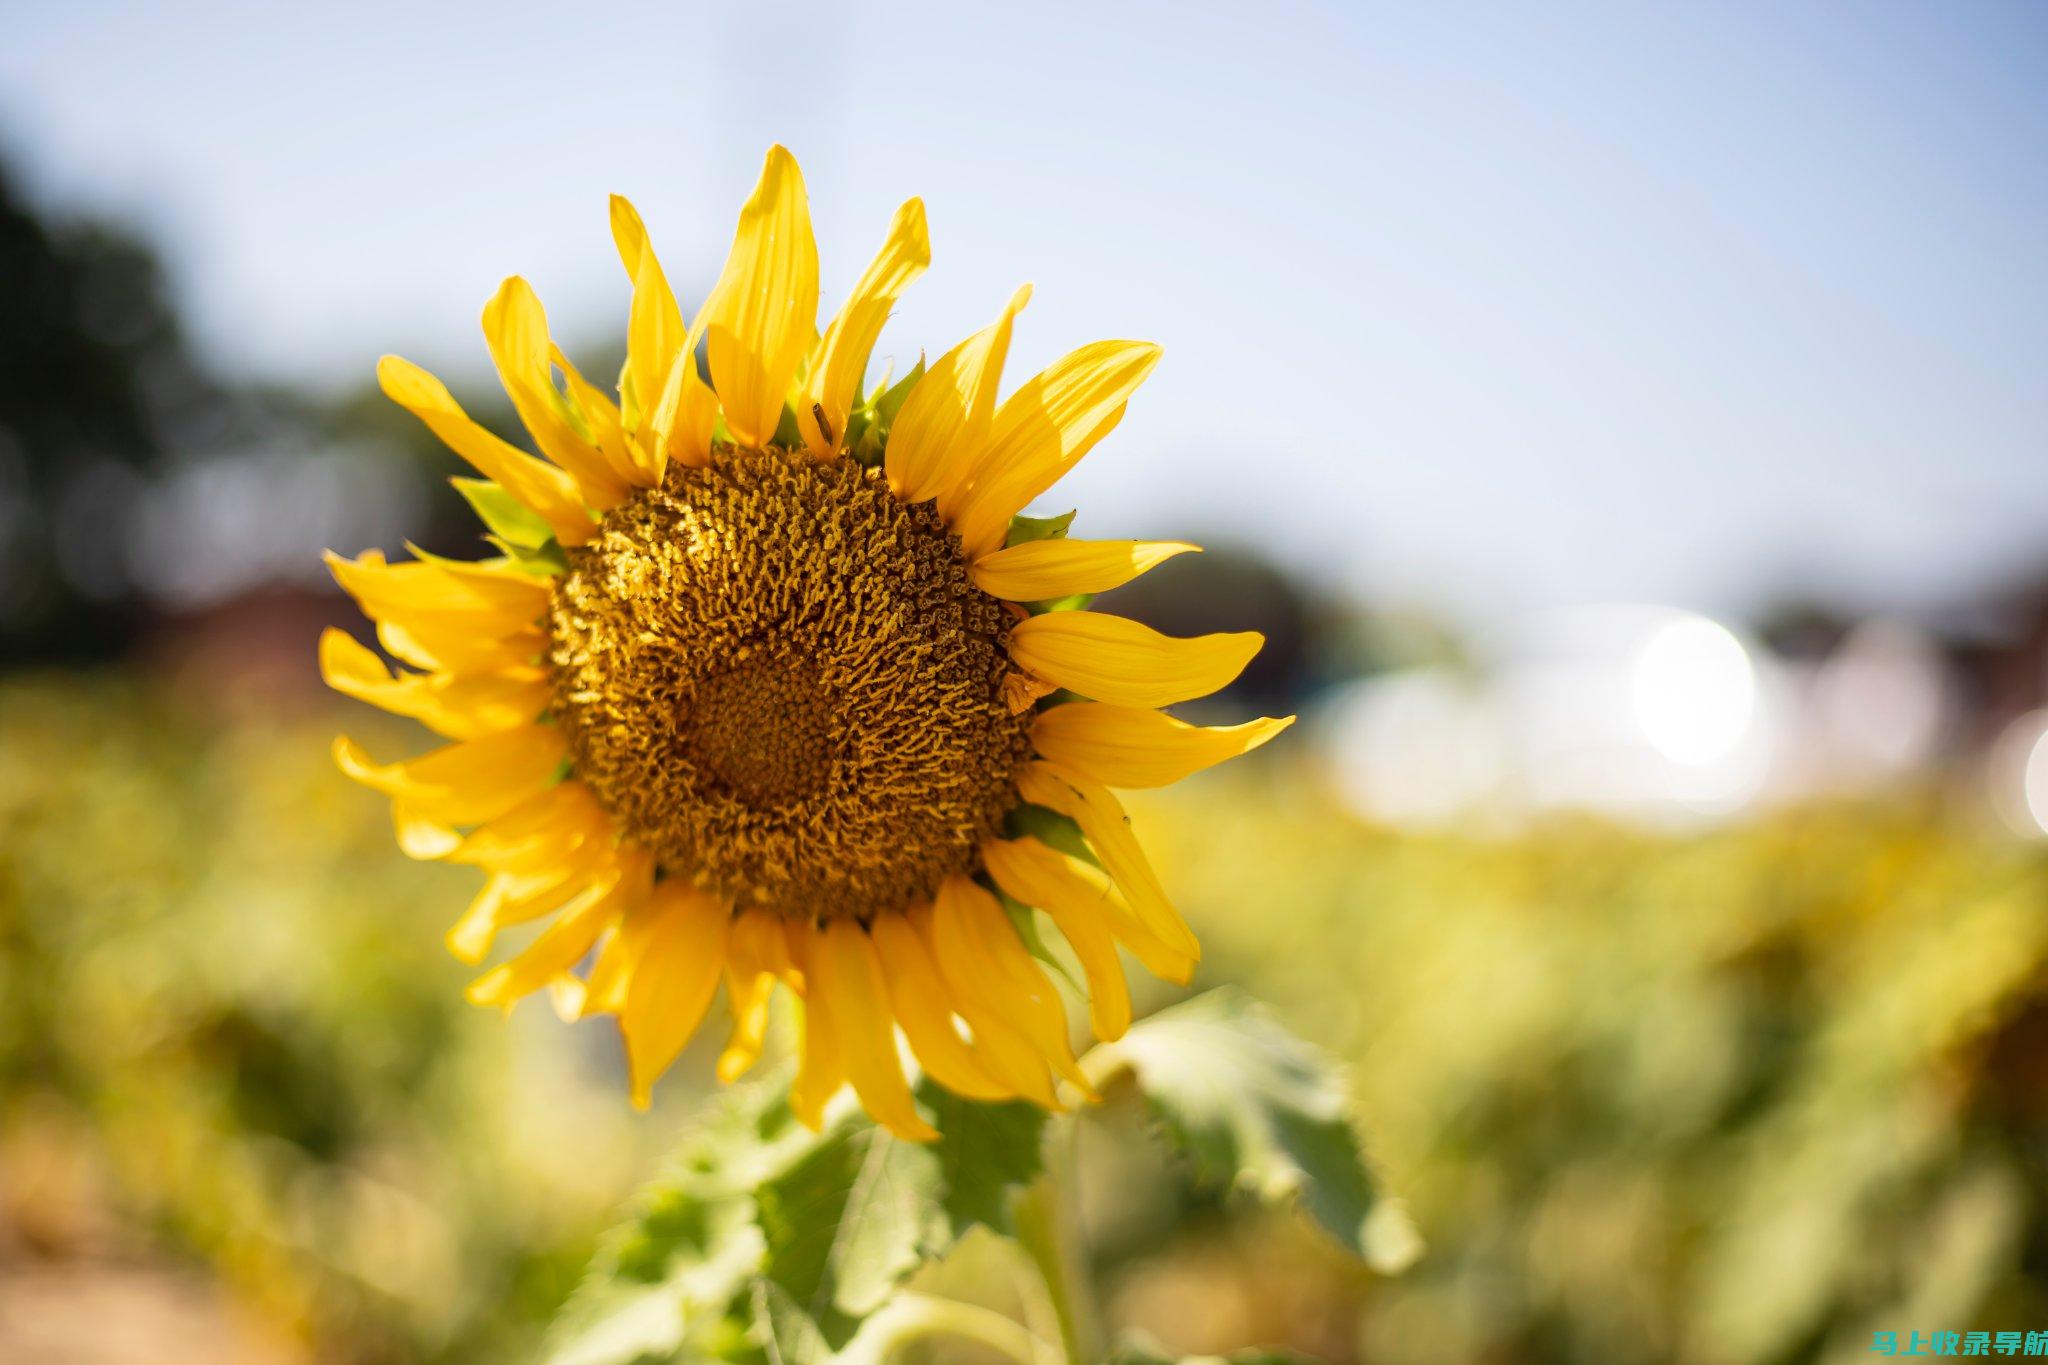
1122;780;2048;1364
6;672;2048;1362
0;683;663;1361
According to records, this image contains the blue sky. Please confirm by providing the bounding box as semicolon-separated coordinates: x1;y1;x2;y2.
5;0;2044;622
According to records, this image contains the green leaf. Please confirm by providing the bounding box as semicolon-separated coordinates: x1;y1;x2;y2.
918;1081;1047;1236
1004;509;1076;547
756;1124;948;1338
452;476;554;549
543;1082;815;1365
547;1068;1064;1362
749;1281;832;1365
544;1195;764;1365
1088;989;1417;1271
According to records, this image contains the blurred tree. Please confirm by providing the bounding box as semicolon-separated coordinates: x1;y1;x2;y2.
1754;595;1858;663
0;154;231;663
1094;542;1452;715
0;149;572;675
1094;546;1321;715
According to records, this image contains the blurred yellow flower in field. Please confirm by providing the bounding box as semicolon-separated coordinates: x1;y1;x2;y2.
320;146;1290;1139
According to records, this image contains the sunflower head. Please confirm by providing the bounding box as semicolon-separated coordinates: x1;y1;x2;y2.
321;146;1293;1139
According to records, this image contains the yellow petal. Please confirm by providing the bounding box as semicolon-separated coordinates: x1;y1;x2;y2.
1008;612;1262;709
482;278;632;509
982;837;1133;1040
931;876;1093;1100
700;145;818;449
885;284;1031;505
465;847;654;1007
547;975;589;1022
318;629;547;739
971;539;1198;602
552;342;649;489
718;969;779;1084
609;194;686;454
947;340;1163;557
440;781;610;874
331;549;547;676
622;882;733;1109
912;898;1056;1107
1016;761;1200;961
332;725;564;827
798;198;930;459
1032;702;1294;788
1011;842;1192;987
376;355;596;545
325;549;548;632
676;359;720;469
869;913;1010;1101
718;910;792;1083
646;326;716;472
376;618;544;676
581;901;664;1018
393;802;462;859
445;844;611;964
409;549;560;601
790;932;847;1130
812;921;937;1141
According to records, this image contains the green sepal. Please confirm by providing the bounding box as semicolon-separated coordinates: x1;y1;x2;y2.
487;535;570;577
549;373;597;444
847;358;925;468
1004;509;1076;548
1027;591;1095;616
452;476;555;550
999;511;1089;612
771;402;804;450
1003;803;1096;865
992;886;1083;994
403;541;527;577
869;357;923;427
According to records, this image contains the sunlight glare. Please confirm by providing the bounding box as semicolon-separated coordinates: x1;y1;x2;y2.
1630;615;1757;767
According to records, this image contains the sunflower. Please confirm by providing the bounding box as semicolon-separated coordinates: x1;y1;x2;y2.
321;146;1292;1140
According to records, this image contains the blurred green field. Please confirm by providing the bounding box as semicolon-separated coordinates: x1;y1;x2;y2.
5;676;2046;1363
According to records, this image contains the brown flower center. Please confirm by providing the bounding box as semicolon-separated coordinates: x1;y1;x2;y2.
547;446;1033;922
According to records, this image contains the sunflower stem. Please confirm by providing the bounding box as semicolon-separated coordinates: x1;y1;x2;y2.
1013;1115;1102;1362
